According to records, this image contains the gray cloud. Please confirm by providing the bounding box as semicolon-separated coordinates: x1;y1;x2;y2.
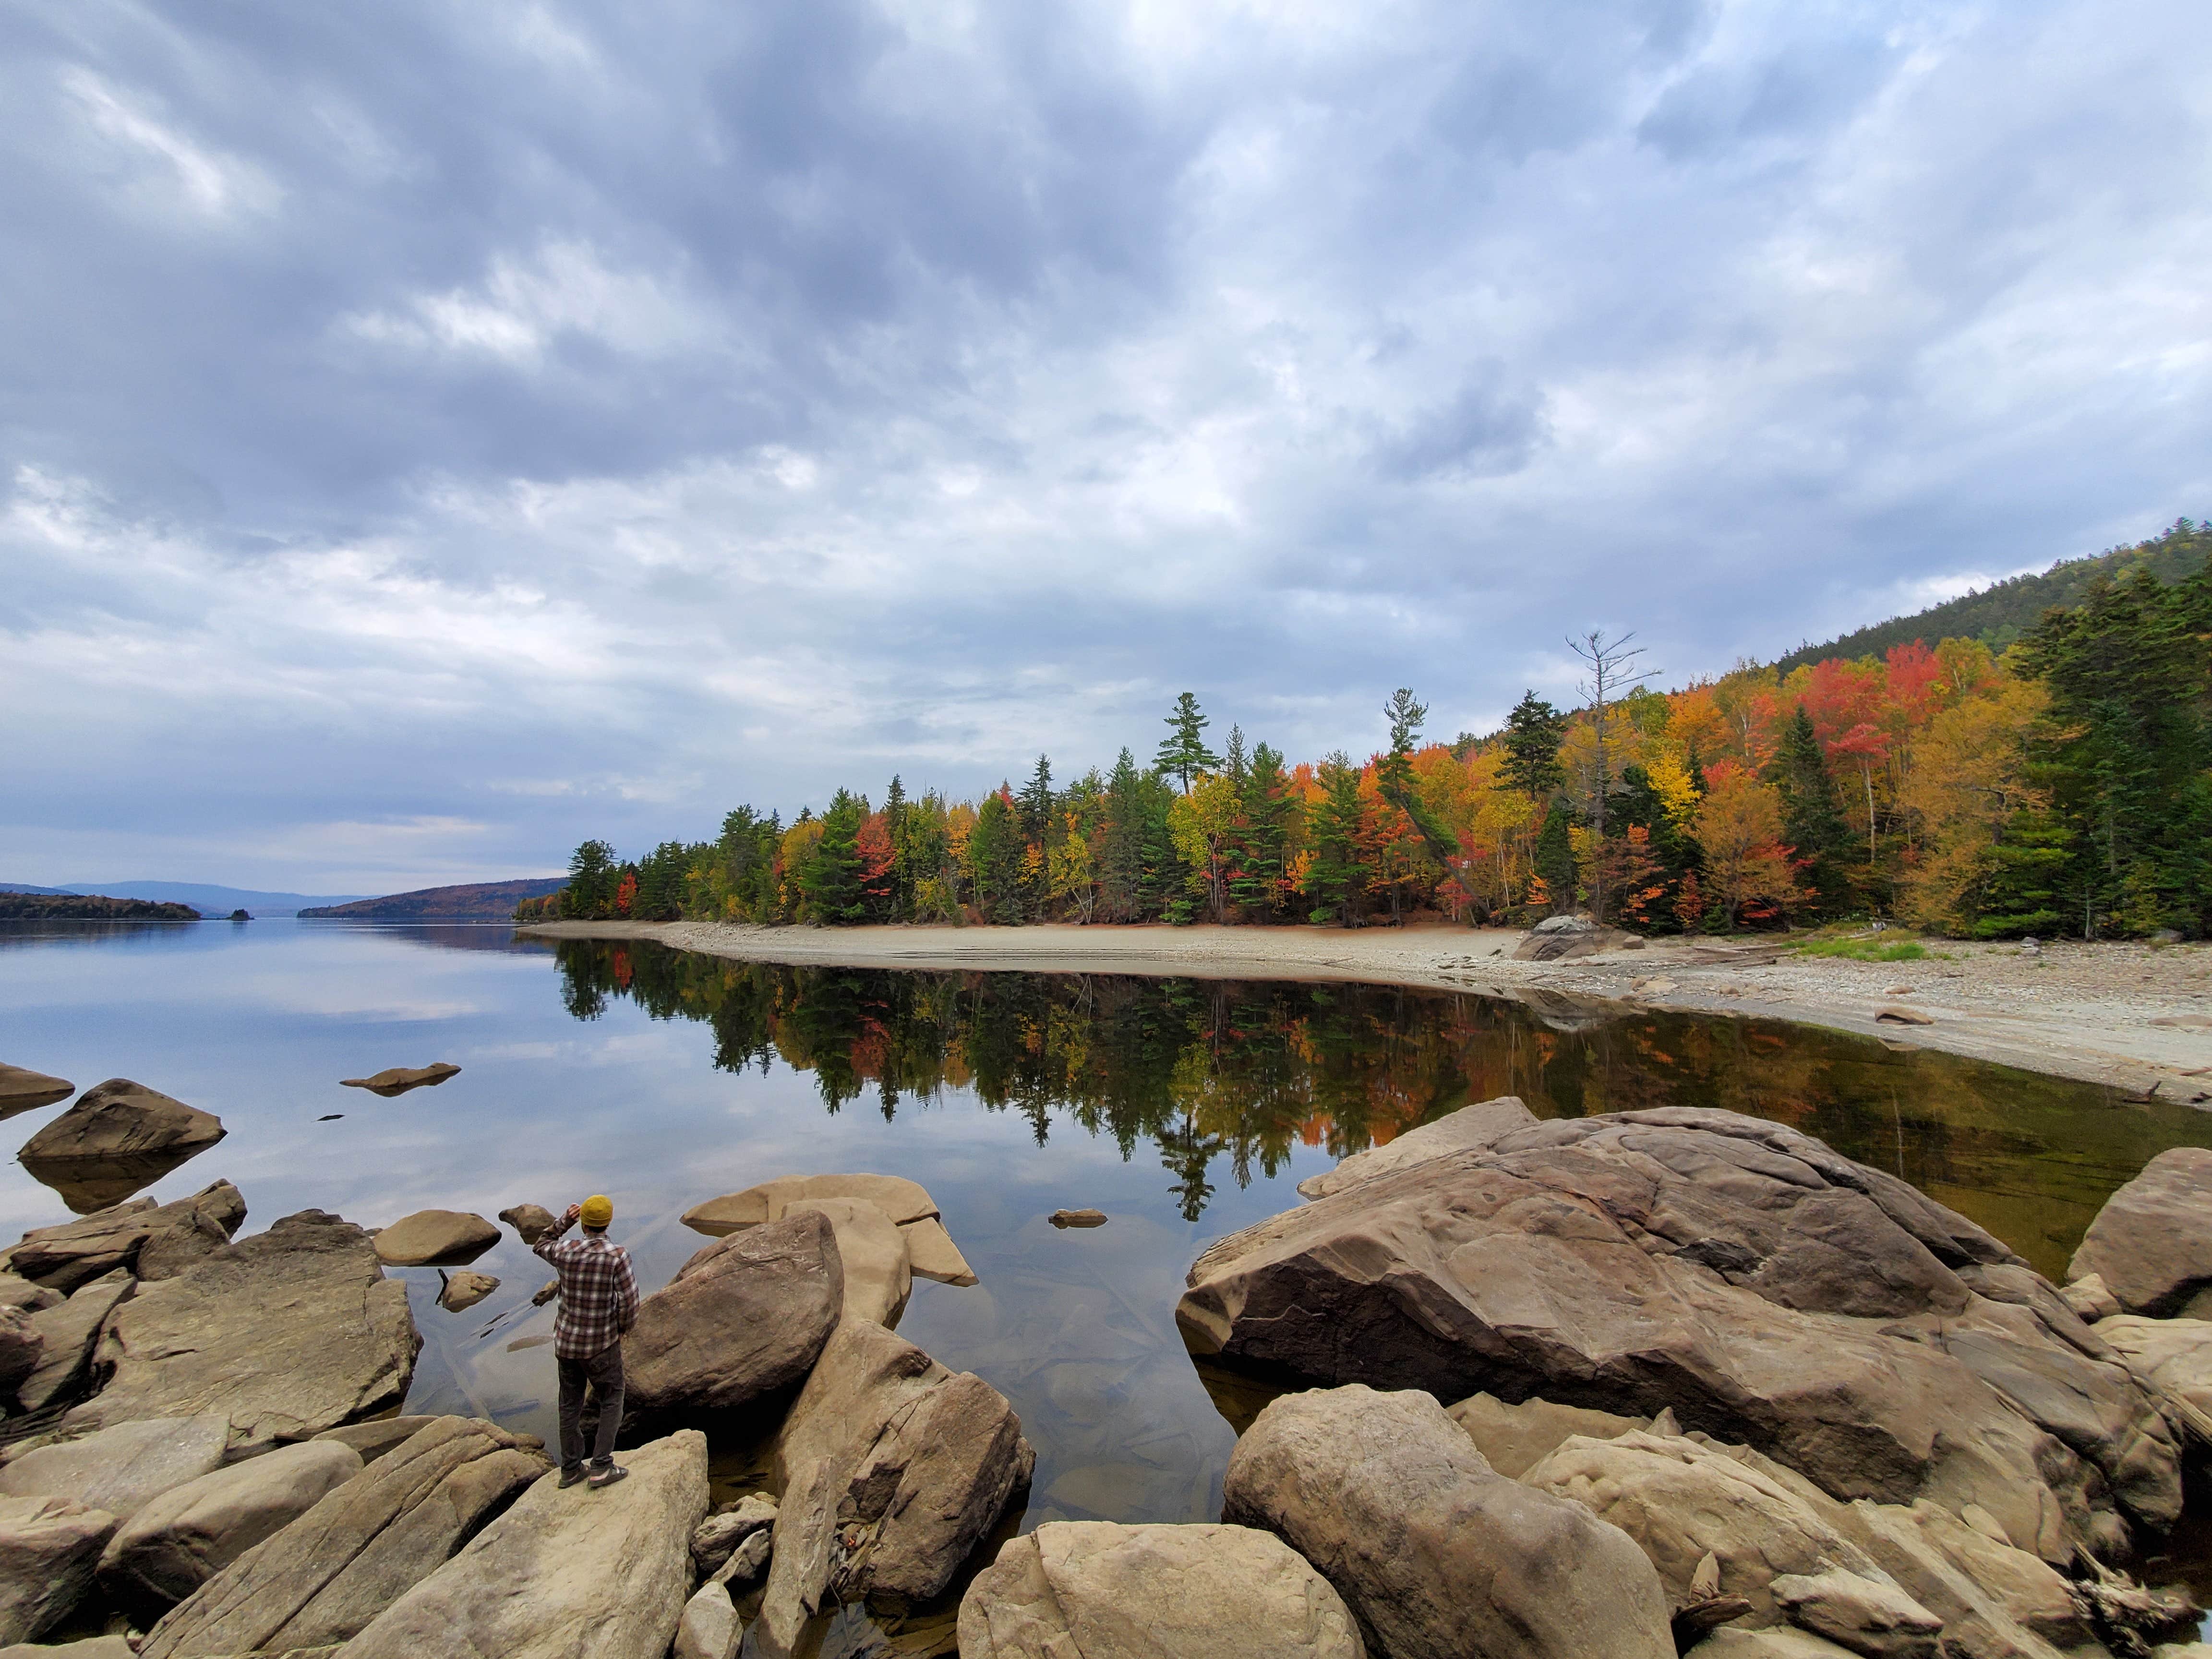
0;0;2207;888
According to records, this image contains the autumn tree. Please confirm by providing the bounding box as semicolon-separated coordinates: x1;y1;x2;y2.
1767;705;1852;916
1694;768;1800;927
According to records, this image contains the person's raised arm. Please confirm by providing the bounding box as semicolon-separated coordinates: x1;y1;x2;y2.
532;1202;582;1265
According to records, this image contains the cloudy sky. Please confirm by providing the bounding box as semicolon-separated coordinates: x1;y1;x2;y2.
2;0;2206;892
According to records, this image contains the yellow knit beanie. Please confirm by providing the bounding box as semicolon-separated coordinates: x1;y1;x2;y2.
580;1194;613;1229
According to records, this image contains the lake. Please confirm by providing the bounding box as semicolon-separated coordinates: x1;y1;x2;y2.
5;917;2210;1543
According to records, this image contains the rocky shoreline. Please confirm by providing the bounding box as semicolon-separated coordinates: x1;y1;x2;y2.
4;1058;2212;1656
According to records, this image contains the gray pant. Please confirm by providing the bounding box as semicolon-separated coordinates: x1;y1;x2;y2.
556;1342;625;1472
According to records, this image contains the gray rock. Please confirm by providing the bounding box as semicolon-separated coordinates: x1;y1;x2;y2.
1515;915;1616;961
0;1309;38;1396
0;1067;73;1120
497;1203;557;1244
1769;1573;1943;1658
313;1416;447;1464
755;1318;1033;1656
339;1064;460;1097
2098;1316;2212;1440
2059;1274;2122;1323
371;1210;498;1268
1222;1385;1673;1659
0;1280;59;1315
6;1183;245;1293
716;1527;772;1588
17;1081;225;1212
97;1439;362;1615
2068;1148;2212;1316
1443;1391;1649;1479
16;1271;131;1414
340;1430;707;1659
138;1415;547;1658
692;1493;777;1576
626;1209;843;1422
1181;1106;2173;1555
0;1496;115;1645
436;1270;499;1312
674;1581;741;1659
0;1636;138;1659
1049;1209;1109;1228
1298;1095;1536;1201
0;1416;229;1521
60;1209;419;1457
957;1521;1366;1659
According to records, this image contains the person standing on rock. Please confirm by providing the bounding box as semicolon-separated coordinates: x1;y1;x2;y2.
534;1193;639;1490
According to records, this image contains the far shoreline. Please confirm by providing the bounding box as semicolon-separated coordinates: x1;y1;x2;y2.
518;918;2212;1105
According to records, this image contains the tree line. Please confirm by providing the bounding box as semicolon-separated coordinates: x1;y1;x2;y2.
518;523;2210;939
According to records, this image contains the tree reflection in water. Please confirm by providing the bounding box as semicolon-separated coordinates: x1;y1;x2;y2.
553;940;2212;1274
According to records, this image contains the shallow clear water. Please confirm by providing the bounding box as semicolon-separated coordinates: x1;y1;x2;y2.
5;918;2211;1542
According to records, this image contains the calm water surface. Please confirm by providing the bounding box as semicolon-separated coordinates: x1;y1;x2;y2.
4;919;2209;1539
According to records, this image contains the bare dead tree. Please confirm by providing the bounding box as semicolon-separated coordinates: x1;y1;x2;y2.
1567;629;1661;920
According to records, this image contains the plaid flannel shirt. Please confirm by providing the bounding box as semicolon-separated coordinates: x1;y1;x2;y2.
534;1221;639;1360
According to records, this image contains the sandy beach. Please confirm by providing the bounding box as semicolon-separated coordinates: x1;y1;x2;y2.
519;919;2212;1102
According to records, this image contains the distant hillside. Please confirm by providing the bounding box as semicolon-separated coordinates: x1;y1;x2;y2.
0;883;82;896
0;893;199;921
1772;520;2210;676
299;878;567;920
48;881;370;917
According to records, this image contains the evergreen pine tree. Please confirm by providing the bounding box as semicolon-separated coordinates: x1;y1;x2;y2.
1231;741;1295;918
564;839;617;918
1301;753;1365;925
1017;754;1055;842
1500;692;1567;799
1531;804;1575;914
1768;704;1852;916
802;791;866;923
1101;748;1146;922
1155;692;1222;792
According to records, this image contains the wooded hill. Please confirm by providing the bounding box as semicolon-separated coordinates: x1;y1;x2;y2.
1773;521;2210;676
529;522;2212;941
0;893;200;921
301;878;566;920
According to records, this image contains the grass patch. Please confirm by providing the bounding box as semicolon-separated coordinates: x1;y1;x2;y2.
1793;938;1929;962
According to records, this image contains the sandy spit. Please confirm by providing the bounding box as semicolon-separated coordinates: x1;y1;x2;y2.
519;919;2212;1103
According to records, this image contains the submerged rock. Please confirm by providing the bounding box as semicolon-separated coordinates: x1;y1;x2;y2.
1297;1095;1535;1201
341;1430;706;1659
1049;1209;1109;1229
1223;1385;1672;1659
0;1066;73;1120
371;1210;498;1267
138;1415;546;1658
1180;1107;2178;1555
61;1210;419;1456
436;1269;499;1312
339;1064;460;1097
96;1439;362;1616
626;1209;842;1423
958;1521;1366;1659
2068;1148;2212;1317
17;1081;225;1213
5;1182;244;1292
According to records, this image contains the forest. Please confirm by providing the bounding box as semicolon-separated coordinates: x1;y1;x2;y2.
517;522;2211;941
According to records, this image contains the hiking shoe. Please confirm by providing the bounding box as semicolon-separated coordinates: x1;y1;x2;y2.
589;1463;628;1490
558;1466;588;1489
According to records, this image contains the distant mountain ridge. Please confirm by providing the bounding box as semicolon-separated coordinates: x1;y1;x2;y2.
299;878;566;920
1772;520;2210;676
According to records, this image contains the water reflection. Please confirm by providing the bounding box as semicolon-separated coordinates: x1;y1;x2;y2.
555;938;2211;1278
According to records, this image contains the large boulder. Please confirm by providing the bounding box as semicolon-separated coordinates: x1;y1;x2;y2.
138;1416;545;1658
0;1417;229;1521
4;1183;244;1292
1221;1385;1673;1659
96;1438;362;1616
2097;1316;2212;1440
2068;1149;2212;1317
682;1173;978;1287
371;1210;498;1268
16;1081;225;1212
498;1203;558;1244
958;1521;1366;1659
625;1209;842;1423
1180;1107;2175;1555
0;1309;38;1395
340;1430;706;1659
16;1271;131;1414
0;1066;73;1120
60;1210;419;1456
1298;1096;1535;1201
783;1198;910;1327
0;1497;115;1645
755;1318;1034;1657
